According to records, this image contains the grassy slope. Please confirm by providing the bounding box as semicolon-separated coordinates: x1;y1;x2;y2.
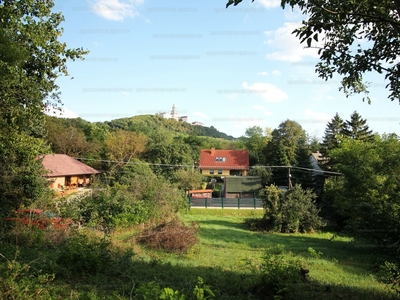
145;209;392;299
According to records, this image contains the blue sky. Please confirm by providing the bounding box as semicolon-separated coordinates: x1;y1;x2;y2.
51;0;400;139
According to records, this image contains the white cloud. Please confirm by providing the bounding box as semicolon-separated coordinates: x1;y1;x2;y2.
258;0;281;9
90;0;143;21
193;111;208;119
257;71;269;76
243;82;288;103
271;70;281;76
45;107;80;119
265;22;320;62
253;105;265;110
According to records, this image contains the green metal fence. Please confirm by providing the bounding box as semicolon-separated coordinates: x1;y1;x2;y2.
189;197;263;209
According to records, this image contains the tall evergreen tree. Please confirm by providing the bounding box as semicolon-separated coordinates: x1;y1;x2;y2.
321;113;346;156
342;111;374;142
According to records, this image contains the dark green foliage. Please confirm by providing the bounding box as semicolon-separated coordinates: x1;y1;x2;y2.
292;136;314;189
56;232;113;277
254;244;305;299
241;126;268;165
264;120;310;187
260;184;324;233
248;166;272;187
0;0;86;229
0;251;55;300
60;170;188;231
321;112;346;156
323;135;400;245
342;111;374;142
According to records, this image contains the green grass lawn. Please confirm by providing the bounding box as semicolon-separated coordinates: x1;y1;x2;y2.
127;208;394;299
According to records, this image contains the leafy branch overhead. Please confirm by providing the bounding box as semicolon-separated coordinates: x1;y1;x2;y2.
226;0;400;103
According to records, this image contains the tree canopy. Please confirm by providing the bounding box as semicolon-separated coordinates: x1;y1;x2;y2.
323;134;400;244
227;0;400;103
0;0;87;224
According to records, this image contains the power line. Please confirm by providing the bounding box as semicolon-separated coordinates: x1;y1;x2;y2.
74;157;342;176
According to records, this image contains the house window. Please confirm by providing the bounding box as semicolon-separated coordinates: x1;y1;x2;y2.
215;157;226;162
218;170;222;174
209;170;214;174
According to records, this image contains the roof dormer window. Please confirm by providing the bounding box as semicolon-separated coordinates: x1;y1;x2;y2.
215;157;226;162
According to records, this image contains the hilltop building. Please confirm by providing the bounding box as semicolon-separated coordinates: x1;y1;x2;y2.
155;104;204;126
157;104;188;122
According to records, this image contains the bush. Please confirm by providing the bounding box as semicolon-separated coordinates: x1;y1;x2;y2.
56;231;112;277
260;184;324;233
0;251;54;300
253;244;308;299
137;220;199;253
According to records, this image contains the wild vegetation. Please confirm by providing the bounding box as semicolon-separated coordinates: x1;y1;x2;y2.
2;0;400;299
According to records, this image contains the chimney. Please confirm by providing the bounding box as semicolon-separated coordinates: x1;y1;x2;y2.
210;148;215;156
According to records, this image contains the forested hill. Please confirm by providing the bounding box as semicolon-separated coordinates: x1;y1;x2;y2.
105;115;235;140
45;114;235;140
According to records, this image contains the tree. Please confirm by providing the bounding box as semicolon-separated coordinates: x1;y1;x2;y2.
342;111;374;142
321;113;346;156
324;134;400;244
260;184;324;233
173;168;206;191
241;126;268;165
248;166;272;187
264;120;310;187
104;130;147;182
0;0;86;226
227;0;400;103
47;125;94;157
145;129;198;177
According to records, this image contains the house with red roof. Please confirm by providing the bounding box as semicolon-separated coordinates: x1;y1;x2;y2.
199;148;249;176
42;154;100;191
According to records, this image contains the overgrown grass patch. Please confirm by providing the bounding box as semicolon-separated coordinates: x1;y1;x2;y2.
1;208;397;299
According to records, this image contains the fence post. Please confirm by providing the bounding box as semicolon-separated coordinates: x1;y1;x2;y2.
238;197;241;209
205;198;208;208
189;196;192;209
254;197;256;209
221;197;224;209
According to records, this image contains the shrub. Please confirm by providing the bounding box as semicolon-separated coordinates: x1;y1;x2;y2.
3;223;46;248
56;231;112;277
136;277;214;300
260;184;324;233
0;251;54;300
137;220;199;253
376;260;400;295
253;244;307;299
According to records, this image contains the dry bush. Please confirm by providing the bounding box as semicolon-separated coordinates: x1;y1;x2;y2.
3;223;71;248
137;220;199;253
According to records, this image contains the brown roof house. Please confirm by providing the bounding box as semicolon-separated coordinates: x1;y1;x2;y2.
41;154;100;191
199;148;249;176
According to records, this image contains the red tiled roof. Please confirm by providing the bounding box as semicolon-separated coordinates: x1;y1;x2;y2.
199;149;249;170
41;154;100;177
